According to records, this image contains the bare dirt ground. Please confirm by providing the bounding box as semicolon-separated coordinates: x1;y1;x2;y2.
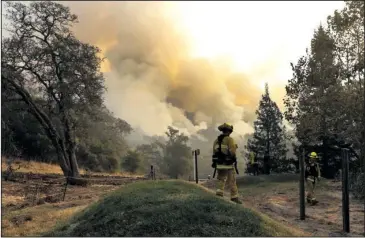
203;174;364;237
1;172;146;236
2;163;363;237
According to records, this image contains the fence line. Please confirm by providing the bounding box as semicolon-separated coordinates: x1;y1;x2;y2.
19;173;153;206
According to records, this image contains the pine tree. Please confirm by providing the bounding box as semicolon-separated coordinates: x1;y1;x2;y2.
247;83;287;173
284;0;363;190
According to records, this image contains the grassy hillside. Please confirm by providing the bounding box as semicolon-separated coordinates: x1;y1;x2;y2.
46;180;302;237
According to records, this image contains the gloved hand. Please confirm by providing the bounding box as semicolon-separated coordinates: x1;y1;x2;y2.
211;162;216;168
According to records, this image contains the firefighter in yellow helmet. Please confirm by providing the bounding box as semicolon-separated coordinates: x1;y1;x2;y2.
305;151;321;205
212;123;242;204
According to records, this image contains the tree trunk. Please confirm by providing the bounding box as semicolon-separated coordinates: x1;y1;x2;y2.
68;145;80;178
362;76;365;172
265;128;271;175
322;137;329;178
3;76;82;183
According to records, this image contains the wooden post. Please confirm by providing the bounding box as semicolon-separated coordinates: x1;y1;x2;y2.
150;165;154;180
63;177;69;201
341;148;350;233
192;151;196;182
299;148;305;220
33;178;41;206
24;174;30;199
194;150;198;184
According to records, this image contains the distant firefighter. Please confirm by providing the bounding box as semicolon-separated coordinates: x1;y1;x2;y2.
305;152;321;205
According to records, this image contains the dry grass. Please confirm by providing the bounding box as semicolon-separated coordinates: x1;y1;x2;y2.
1;158;143;178
1;158;79;175
1;180;123;237
88;171;144;178
2;195;25;207
237;175;364;236
1;201;89;237
202;174;364;236
1;175;143;237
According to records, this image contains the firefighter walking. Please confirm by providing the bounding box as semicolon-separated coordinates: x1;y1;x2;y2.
212;123;242;204
305;152;321;205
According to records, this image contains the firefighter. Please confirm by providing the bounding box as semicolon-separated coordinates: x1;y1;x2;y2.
249;152;259;176
212;123;242;204
305;151;321;205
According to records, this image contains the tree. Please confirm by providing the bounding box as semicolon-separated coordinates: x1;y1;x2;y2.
136;143;163;172
2;86;132;172
121;150;142;173
285;1;364;178
75;106;132;172
285;25;342;178
327;1;364;170
161;126;192;179
247;83;287;173
1;2;105;182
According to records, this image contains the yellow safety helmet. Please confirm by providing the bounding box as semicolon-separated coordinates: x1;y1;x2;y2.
218;123;233;132
309;152;318;159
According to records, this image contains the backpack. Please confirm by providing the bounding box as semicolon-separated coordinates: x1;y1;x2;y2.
212;135;235;165
305;162;319;183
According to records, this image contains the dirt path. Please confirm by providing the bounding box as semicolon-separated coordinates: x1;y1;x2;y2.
203;176;364;237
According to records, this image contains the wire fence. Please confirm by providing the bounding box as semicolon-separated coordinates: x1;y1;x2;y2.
6;170;157;207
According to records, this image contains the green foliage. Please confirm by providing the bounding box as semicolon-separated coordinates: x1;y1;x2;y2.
1;1;132;174
136;143;163;172
1;93;132;172
75;106;131;172
246;84;288;173
46;181;298;237
284;1;364;178
121;150;142;173
160;126;193;179
350;171;364;200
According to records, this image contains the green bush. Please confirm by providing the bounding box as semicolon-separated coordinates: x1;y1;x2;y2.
350;171;364;200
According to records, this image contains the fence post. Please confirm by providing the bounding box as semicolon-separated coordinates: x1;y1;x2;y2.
341;148;350;233
150;165;153;180
24;174;30;199
299;148;305;220
193;149;200;184
63;177;69;201
33;178;41;206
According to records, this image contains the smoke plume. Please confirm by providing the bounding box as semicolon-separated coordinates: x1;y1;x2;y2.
65;1;264;142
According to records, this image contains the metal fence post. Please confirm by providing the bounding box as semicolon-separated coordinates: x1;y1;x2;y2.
194;150;198;184
299;149;305;220
341;148;350;233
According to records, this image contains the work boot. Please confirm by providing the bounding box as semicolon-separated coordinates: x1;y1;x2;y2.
310;199;318;206
306;197;311;203
230;197;242;204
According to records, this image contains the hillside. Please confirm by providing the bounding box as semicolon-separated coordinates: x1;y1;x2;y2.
45;180;303;237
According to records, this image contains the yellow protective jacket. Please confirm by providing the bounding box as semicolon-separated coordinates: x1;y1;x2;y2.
305;161;321;182
212;135;237;169
249;152;255;164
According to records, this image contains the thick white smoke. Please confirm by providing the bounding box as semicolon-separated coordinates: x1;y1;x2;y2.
65;1;262;143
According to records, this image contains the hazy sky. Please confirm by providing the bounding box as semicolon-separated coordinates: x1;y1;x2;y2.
173;1;345;89
1;1;346;138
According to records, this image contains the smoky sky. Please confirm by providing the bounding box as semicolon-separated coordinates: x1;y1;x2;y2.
64;1;268;140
